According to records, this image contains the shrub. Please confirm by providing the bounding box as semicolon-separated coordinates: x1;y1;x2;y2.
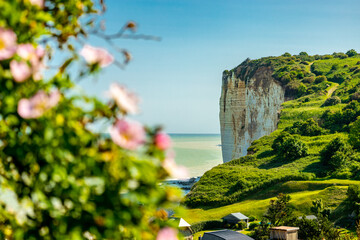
333;52;348;59
346;49;358;57
303;76;315;84
349;118;360;149
350;92;360;101
285;81;307;98
284;118;325;136
248;216;257;222
321;137;352;170
249;222;260;230
315;75;327;84
191;220;224;233
272;133;309;160
282;52;292;57
237;221;247;230
323;96;341;106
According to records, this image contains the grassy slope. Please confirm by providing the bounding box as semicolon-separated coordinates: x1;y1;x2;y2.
185;54;360;212
184;179;360;224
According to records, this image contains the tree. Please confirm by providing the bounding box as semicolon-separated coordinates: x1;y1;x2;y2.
272;132;309;160
349;117;360;149
346;49;358;57
321;137;352;170
0;1;183;239
264;193;293;226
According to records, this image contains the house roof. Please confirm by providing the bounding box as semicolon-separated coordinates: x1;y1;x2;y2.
298;215;317;220
202;230;254;240
270;226;299;232
222;212;249;221
169;218;191;228
179;218;191;227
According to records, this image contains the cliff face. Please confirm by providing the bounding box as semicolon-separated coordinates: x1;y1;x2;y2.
220;65;285;163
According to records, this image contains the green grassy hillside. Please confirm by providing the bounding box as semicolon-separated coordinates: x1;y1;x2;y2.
185;51;360;209
184;179;359;224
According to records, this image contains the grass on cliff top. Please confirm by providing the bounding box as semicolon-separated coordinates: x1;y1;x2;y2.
183;179;360;224
185;54;360;209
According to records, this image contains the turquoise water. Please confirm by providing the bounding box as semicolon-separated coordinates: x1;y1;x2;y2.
170;134;223;178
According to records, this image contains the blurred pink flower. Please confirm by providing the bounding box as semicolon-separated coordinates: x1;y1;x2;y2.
80;44;114;67
0;27;17;60
156;227;178;240
10;60;32;82
109;83;139;114
155;132;172;150
17;44;36;60
29;0;44;8
18;90;60;119
163;156;189;179
109;119;145;150
16;44;45;81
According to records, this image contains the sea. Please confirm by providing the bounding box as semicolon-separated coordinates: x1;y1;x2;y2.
170;134;223;178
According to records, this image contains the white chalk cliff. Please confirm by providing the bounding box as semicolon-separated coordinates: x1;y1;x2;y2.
220;64;286;163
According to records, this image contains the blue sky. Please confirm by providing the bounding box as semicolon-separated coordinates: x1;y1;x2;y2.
78;0;360;133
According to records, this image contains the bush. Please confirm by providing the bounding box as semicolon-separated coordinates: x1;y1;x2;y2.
282;52;292;57
346;49;358;57
237;221;247;230
315;75;327;84
272;133;309;160
302;76;315;84
191;220;224;233
285;81;307;98
284;118;325;136
321;137;352;170
323;96;341;106
349;118;360;149
249;222;260;230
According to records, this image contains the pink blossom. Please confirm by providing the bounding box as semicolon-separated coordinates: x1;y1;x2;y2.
80;44;114;68
10;60;32;82
16;44;45;81
18;90;60;119
29;0;44;8
109;119;145;150
0;27;17;60
163;155;189;179
17;44;36;60
109;83;139;114
155;132;172;150
156;227;178;240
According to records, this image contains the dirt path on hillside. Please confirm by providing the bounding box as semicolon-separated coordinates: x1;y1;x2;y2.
327;84;339;97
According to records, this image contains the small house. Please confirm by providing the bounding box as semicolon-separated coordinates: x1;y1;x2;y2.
170;218;193;240
269;226;299;240
297;215;317;220
200;229;254;240
222;212;249;226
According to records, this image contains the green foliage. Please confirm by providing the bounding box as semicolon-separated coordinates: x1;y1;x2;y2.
272;132;309;160
249;222;259;230
190;220;224;233
321;137;352;170
346;185;360;218
0;1;180;239
284;118;325;136
263;193;292;226
346;49;358;57
315;75;327;84
323;96;342;106
349;117;360;149
253;220;270;240
237;221;247;230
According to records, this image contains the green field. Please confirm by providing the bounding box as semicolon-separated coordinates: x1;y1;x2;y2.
183;179;360;224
